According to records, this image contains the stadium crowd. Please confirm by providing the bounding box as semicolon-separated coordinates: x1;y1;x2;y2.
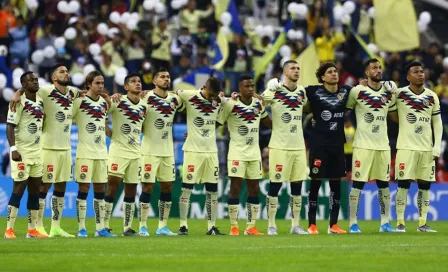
0;0;447;175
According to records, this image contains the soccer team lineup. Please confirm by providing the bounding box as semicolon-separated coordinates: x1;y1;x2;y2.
4;58;442;239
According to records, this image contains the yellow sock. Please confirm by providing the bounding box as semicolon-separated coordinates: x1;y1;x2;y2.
418;189;430;227
395;187;408;226
349;188;361;226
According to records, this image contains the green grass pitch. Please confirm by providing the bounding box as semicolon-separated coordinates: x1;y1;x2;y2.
1;218;447;271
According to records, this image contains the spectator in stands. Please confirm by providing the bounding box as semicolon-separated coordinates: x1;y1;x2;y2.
101;30;125;67
0;3;16;44
125;30;146;73
8;15;29;67
151;18;172;70
434;73;448;98
195;23;211;53
36;23;56;79
179;0;214;36
315;28;345;63
100;53;118;94
306;0;329;38
141;60;154;90
172;55;192;80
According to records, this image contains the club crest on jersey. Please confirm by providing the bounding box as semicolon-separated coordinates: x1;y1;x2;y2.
274;91;304;111
80;100;107;121
118;101;146;123
147;96;178;117
24;101;44;121
357;90;392;111
398;92;435;112
337;93;344;100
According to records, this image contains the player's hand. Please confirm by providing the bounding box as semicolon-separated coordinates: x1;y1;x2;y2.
359;79;368;86
11;150;22;162
231;92;240;100
267;78;282;91
111;93;122;103
311;118;316;127
78;90;88;97
184;132;188;139
383;81;397;93
253;94;265;106
140;90;149;98
9;89;25;111
433;156;439;161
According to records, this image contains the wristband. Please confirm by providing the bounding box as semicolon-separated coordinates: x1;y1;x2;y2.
10;146;17;152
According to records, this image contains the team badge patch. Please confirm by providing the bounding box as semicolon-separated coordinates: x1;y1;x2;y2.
275;173;281;180
18;172;24;178
187;173;193;180
47;173;53;179
337;93;344;100
312;167;319;174
355;172;360;178
231;167;237;173
80;173;86;180
399;171;404;177
144;173;150;179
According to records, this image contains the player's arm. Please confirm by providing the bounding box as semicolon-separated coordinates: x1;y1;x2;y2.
432;95;442;160
216;100;231;128
9;89;25;111
261;115;272;129
387;91;398;123
345;86;358;110
105;119;112;138
6;103;22;162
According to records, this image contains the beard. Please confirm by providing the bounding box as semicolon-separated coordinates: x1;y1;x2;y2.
58;79;70;86
157;84;169;91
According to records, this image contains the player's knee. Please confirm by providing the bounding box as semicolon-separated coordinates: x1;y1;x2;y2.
142;183;154;194
78;183;90;193
329;180;341;193
54;182;66;192
398;180;411;189
93;183;105;193
247;183;259;197
27;194;39;210
160;183;172;193
376;180;389;189
13;182;26;195
8;192;22;208
290;182;302;196
268;182;282;197
77;191;88;200
418;181;431;190
124;184;137;197
352;181;365;190
182;183;194;190
205;183;217;193
40;183;51;194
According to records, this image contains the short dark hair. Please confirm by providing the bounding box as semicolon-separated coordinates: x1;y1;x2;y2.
85;70;103;90
153;67;169;79
364;58;380;70
238;74;253;83
20;71;34;84
405;61;423;74
50;64;66;80
206;77;222;93
315;62;337;83
283;60;298;70
124;73;141;85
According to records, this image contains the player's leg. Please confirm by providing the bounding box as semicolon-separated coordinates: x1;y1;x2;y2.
27;175;48;238
37;182;51;235
139;182;154;236
227;159;246;235
179;152;203;235
122;158;141;236
372;150;394;232
416;151;437;232
289;150;308;235
92;160;114;237
349;148;373;233
75;159;92;237
104;156;127;234
327;147;347;234
49;150;74;237
228;176;243;235
394;149;417;232
266;148;289;235
156;182;176;235
5;180;27;239
38;149;56;235
204;152;222;235
139;155;157;236
308;146;326;234
245;178;262;235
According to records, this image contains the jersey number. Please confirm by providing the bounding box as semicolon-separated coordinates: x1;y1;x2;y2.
214;167;219;177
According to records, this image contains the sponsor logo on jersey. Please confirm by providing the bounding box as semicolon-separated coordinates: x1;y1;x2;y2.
399;163;405;170
355;160;360;168
188;165;195;172
111;164;118;171
145;164;152;171
275;164;283;172
17;163;25;171
313;159;321;167
81;165;88;173
232;160;239;166
47;165;54;172
321;110;332;121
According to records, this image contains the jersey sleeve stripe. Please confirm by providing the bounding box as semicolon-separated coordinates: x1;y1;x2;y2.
432;111;441;116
